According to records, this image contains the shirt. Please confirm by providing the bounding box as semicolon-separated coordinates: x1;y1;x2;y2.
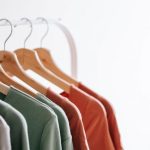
36;93;73;150
61;85;115;150
0;115;11;150
78;82;123;150
46;88;89;150
0;87;62;150
0;100;29;150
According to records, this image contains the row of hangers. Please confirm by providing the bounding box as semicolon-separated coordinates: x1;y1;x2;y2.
0;17;79;97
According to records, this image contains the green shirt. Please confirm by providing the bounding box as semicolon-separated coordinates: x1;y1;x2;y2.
36;93;74;150
0;87;62;150
0;100;30;150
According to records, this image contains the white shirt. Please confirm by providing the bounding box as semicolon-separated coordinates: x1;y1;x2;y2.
0;115;11;150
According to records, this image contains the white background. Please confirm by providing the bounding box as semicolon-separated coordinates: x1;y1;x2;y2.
0;0;150;149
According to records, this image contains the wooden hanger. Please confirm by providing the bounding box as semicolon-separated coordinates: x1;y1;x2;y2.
0;65;36;97
35;47;79;86
0;19;39;96
0;81;10;95
0;50;47;95
14;18;71;93
34;18;79;86
0;19;47;95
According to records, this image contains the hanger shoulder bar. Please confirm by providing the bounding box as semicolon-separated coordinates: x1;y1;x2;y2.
0;81;10;95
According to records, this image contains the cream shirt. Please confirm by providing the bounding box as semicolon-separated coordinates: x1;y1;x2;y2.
0;115;11;150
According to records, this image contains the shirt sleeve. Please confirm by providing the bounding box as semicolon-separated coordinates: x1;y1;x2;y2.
40;116;62;150
62;137;74;150
0;116;11;150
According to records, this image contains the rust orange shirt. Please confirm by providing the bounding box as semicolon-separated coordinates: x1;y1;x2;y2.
61;85;115;150
46;88;89;150
78;82;123;150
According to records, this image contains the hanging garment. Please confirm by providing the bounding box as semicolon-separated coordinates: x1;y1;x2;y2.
46;88;89;150
35;93;74;150
78;82;123;150
0;87;62;150
61;85;115;150
0;100;29;150
0;115;11;150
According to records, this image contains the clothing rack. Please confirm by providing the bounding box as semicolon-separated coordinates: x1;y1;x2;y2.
0;16;123;150
0;18;78;78
0;18;61;26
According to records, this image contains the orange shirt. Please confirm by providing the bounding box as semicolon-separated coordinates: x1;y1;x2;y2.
46;88;89;150
78;82;123;150
61;85;115;150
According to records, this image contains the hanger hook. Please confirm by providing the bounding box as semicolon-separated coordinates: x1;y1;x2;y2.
36;17;49;48
21;18;33;48
15;18;33;48
0;18;13;50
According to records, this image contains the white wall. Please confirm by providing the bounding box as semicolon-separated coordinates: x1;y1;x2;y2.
0;0;150;149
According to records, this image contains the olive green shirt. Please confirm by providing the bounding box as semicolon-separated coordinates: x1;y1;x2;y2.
0;87;62;150
0;100;30;150
36;93;73;150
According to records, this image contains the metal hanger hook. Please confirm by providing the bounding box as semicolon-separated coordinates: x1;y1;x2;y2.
36;17;49;48
15;18;33;48
0;18;13;50
21;18;33;48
